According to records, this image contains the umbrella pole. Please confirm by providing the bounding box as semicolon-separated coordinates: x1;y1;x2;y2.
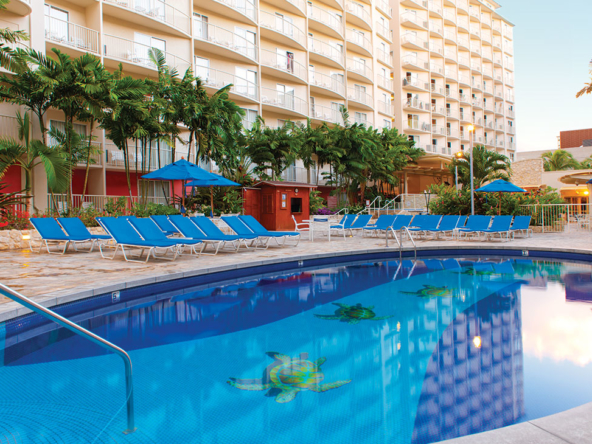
210;185;214;217
182;180;186;215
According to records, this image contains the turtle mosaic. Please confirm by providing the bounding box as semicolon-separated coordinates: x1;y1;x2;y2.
402;285;454;298
315;303;393;324
458;268;497;276
227;352;351;403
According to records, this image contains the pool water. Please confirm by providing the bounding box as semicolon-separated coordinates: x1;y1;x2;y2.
2;256;592;443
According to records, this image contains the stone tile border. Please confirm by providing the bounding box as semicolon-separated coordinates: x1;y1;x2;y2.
4;243;592;444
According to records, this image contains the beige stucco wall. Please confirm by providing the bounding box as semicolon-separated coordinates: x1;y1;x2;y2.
511;158;543;188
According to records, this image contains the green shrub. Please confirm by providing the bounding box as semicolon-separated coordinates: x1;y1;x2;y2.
131;202;180;218
309;189;325;214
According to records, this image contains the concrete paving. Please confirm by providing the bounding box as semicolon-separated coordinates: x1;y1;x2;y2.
3;230;592;443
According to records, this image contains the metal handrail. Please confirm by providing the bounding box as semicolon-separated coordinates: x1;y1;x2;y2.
385;227;417;259
0;284;136;434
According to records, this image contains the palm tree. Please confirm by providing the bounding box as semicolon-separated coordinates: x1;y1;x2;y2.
0;0;29;73
295;120;330;184
0;111;69;211
449;145;511;189
541;150;580;171
0;183;29;219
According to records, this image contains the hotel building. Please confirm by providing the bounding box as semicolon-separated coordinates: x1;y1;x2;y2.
0;0;515;209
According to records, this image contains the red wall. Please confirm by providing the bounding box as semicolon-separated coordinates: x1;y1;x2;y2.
1;166;22;193
106;171;139;196
258;184;312;231
243;188;261;221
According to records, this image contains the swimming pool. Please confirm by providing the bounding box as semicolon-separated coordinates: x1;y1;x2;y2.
2;254;592;443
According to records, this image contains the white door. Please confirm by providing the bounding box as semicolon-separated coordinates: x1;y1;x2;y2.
193;14;208;39
277;84;295;110
45;5;69;42
195;57;210;83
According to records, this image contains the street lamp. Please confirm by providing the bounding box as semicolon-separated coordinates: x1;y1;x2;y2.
468;124;475;215
454;151;463;190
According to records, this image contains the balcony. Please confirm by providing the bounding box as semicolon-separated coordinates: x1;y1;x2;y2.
470;45;481;57
4;0;30;15
261;87;308;117
103;35;190;75
76;143;103;168
261;49;307;84
446;109;458;120
482;67;493;79
484;120;494;130
377;75;394;91
405;121;431;133
473;117;483;127
469;8;479;21
103;0;191;36
457;0;468;13
347;87;374;110
403;77;429;91
260;11;306;50
482;34;491;45
496;140;504;148
459;93;469;104
457;17;469;32
430;22;443;38
375;21;392;42
428;1;442;17
281;165;319;184
444;30;456;44
309;37;344;68
484;138;495;147
508;142;516;150
400;0;428;9
443;9;456;24
310;103;344;125
193;23;257;63
508;127;516;135
280;0;306;17
494;88;503;99
431;125;446;136
472;99;482;109
482;51;493;63
346;28;373;57
459;111;470;122
317;0;344;11
506;61;514;71
460;131;468;140
445;68;457;81
308;4;344;38
457;55;469;68
447;128;459;138
507;109;515;119
402;53;429;71
493;39;502;51
493;57;502;67
377;100;393;115
200;68;258;103
375;0;392;18
430;62;444;77
483;85;493;96
496;124;505;132
401;32;428;51
404;98;429;112
432;105;445;116
492;23;501;34
354;113;372;126
429;41;443;57
471;63;481;73
457;36;469;50
376;48;393;67
347;58;373;83
45;16;100;55
444;49;456;63
310;71;345;98
432;83;445;96
400;11;428;30
445;89;458;101
346;1;372;30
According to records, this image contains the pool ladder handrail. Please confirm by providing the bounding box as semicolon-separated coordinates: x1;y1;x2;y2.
385;226;417;259
0;283;136;435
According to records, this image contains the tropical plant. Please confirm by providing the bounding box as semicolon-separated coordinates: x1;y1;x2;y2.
0;182;29;221
0;0;29;73
448;145;511;189
541;150;580;171
576;65;592;98
309;189;325;214
0;111;69;211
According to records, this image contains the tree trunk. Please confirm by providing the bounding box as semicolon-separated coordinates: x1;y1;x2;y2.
81;121;95;212
123;140;133;201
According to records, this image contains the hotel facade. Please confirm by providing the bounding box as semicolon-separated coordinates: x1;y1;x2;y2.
0;0;515;210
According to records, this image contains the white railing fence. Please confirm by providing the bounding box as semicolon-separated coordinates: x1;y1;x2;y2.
518;204;592;233
47;194;171;213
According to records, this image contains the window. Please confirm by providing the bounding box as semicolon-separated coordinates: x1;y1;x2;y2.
241;108;258;130
276;49;294;73
134;33;166;66
277;84;295;109
383;119;391;129
139;180;170;201
290;197;303;213
195;57;210;82
235;67;257;98
49;120;86;147
275;12;294;36
193;13;208;39
235;27;257;58
355;112;367;125
309;64;315;83
45;5;69;41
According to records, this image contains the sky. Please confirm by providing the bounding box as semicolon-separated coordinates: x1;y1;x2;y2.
498;0;592;152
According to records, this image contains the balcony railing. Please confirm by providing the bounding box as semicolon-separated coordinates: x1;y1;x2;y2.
459;94;469;103
0;114;20;139
402;0;428;9
310;104;344;125
447;128;458;138
508;127;515;135
310;71;345;96
430;23;443;35
103;34;190;74
76;142;103;167
428;1;442;15
346;28;372;51
45;16;99;54
507;110;515;118
446;109;458;119
354;113;372;126
281;165;320;184
375;21;391;41
347;58;372;80
445;30;456;41
376;48;393;66
460;131;468;139
496;140;504;147
432;84;444;95
261;49;307;82
105;142;173;171
430;62;444;76
309;37;344;65
459;111;468;121
445;69;457;81
208;0;257;21
432;125;446;135
444;49;456;60
429;41;443;56
403;77;429;90
200;68;259;101
260;10;306;47
405;98;428;111
446;90;458;100
194;22;258;61
378;100;392;115
457;0;468;12
400;11;428;29
375;0;392;17
261;87;308;115
402;53;429;70
104;0;190;34
443;9;456;23
406;121;431;132
308;3;343;36
432;105;445;115
377;75;393;90
347;87;373;107
346;1;371;26
457;36;469;49
401;32;428;49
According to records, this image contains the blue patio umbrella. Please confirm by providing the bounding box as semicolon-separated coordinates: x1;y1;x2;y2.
142;159;219;210
186;174;241;216
476;179;526;215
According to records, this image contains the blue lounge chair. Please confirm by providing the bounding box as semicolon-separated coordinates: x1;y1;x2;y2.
30;218;95;254
346;214;372;235
480;216;514;241
510;216;533;238
129;218;205;255
150;215;180;237
456;216;492;239
218;216;270;249
363;215;396;237
456;216;468;228
57;217;112;243
192;216;259;250
96;217;179;262
239;215;300;246
329;214;357;239
425;216;460;239
408;215;442;237
168;215;232;254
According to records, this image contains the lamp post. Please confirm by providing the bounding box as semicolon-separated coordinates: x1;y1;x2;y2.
468;124;475;215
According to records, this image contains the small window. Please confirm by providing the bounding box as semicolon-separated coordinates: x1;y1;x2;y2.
291;197;303;213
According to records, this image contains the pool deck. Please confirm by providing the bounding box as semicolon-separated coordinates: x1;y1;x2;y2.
3;230;592;444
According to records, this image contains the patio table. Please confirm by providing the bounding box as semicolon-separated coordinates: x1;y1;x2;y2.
303;217;335;242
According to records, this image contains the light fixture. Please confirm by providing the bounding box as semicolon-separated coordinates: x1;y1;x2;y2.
295;188;299;193
468;124;475;133
473;336;482;348
22;234;30;241
585;191;590;196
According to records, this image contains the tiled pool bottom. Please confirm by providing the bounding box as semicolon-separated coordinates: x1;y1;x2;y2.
3;256;592;443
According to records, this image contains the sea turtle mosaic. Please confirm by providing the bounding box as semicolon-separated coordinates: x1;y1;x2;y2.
227;352;351;403
402;285;454;298
458;268;497;276
314;303;393;324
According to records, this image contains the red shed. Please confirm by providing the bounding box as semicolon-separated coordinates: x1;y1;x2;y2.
254;181;317;231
